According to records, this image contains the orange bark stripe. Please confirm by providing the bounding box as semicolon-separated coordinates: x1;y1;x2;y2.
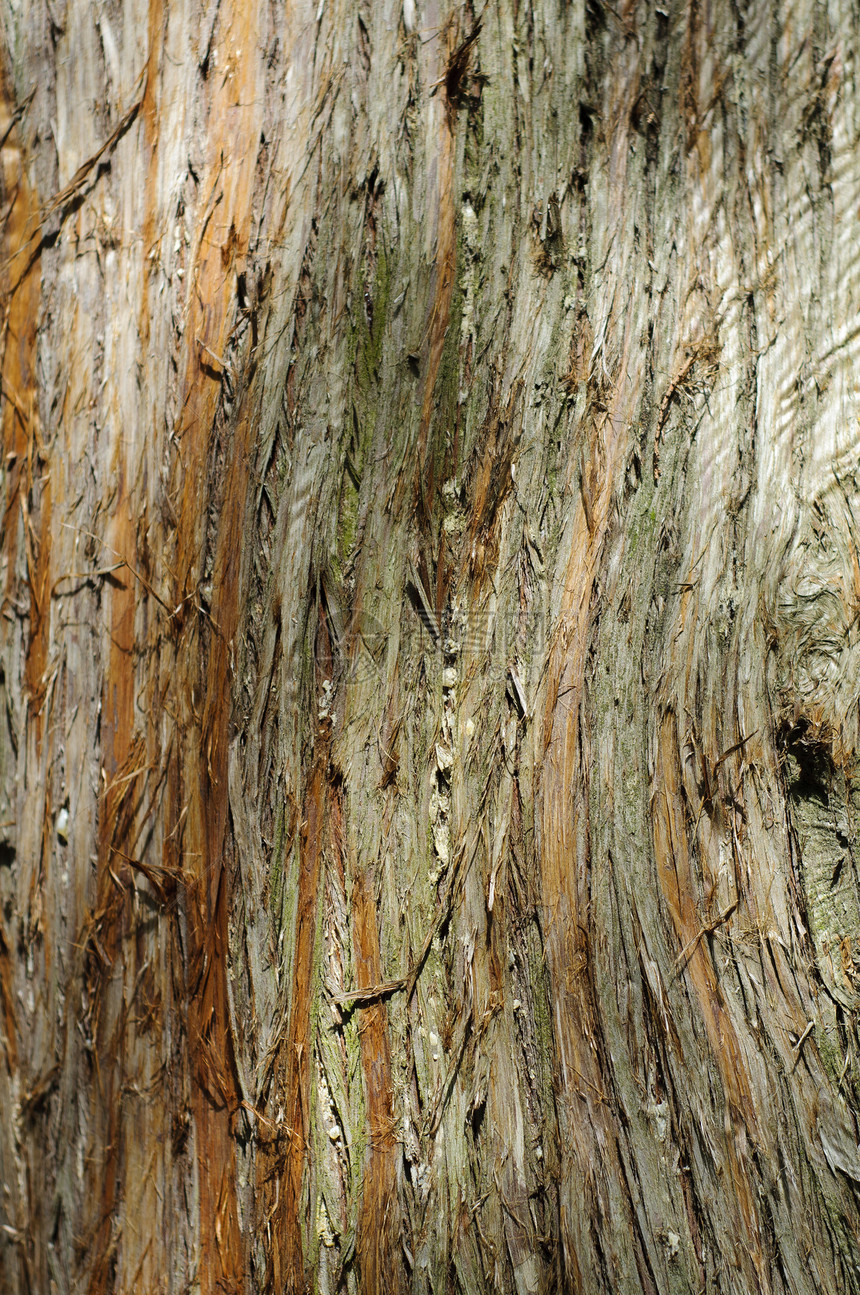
353;866;401;1292
157;1;261;1287
275;754;327;1290
0;65;45;742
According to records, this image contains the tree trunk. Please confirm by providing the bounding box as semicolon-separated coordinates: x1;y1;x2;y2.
3;1;860;1291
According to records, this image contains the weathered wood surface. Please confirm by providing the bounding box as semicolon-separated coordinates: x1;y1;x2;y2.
2;1;860;1291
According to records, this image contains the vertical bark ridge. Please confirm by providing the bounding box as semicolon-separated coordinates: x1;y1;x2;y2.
0;45;45;1295
353;863;403;1293
272;745;329;1291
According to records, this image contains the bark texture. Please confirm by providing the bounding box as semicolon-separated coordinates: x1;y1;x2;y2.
3;1;860;1292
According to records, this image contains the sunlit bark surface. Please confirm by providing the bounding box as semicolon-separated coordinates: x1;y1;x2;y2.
3;1;860;1291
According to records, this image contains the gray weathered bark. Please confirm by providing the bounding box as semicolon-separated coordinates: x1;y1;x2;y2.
3;1;860;1292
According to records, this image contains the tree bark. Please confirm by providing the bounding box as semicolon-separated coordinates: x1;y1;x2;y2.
3;1;860;1292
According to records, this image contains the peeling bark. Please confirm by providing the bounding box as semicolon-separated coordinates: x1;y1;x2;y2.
3;1;860;1292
